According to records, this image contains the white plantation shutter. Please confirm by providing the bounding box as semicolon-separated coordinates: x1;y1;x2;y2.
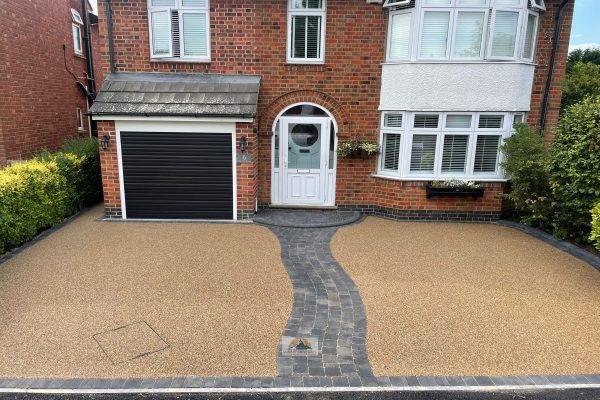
489;10;519;58
478;115;504;129
389;13;412;60
182;0;207;7
182;12;208;57
151;0;176;6
420;11;451;58
151;10;172;57
493;0;522;6
413;114;440;129
457;0;488;5
292;15;322;59
382;134;402;171
410;135;437;173
473;135;501;173
453;11;485;58
384;113;403;128
441;135;469;173
445;115;472;129
423;0;452;5
523;13;537;60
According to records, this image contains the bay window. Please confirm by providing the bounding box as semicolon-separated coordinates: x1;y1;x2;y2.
379;111;519;180
387;0;541;62
287;0;326;63
148;0;210;61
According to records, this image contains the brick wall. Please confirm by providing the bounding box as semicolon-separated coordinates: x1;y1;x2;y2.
0;0;96;166
94;0;572;218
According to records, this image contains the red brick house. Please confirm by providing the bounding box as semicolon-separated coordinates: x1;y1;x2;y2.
90;0;573;221
0;0;101;166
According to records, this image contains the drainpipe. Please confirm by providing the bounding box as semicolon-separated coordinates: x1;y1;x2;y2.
104;0;116;74
81;0;97;136
540;0;572;131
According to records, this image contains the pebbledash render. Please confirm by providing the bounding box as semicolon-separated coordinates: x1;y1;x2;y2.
90;0;573;221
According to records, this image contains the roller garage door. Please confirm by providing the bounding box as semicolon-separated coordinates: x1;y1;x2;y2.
120;131;233;219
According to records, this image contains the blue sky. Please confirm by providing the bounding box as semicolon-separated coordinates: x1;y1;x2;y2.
570;0;600;51
89;0;597;52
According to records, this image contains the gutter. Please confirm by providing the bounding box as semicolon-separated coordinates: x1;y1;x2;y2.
90;112;256;119
104;0;115;74
540;0;572;130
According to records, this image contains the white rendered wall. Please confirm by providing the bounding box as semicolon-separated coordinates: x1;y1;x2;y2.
380;63;535;112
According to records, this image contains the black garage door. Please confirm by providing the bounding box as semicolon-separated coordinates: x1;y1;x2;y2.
120;131;233;219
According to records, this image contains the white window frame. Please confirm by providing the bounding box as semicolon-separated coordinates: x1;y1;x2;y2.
486;7;523;60
71;8;83;24
529;0;546;11
385;0;540;63
384;0;412;7
377;111;521;181
72;23;83;55
76;108;85;131
148;0;211;62
521;10;539;61
287;0;327;64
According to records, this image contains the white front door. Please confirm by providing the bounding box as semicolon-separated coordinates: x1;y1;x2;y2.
280;117;330;205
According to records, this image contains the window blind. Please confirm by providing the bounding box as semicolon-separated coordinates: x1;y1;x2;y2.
384;113;403;128
457;0;488;5
445;115;472;129
151;10;171;56
292;0;323;8
523;13;537;60
292;15;322;59
473;135;501;173
182;13;208;57
420;11;450;58
494;0;522;6
423;0;452;5
441;135;469;173
171;11;181;57
410;135;437;173
453;11;485;58
151;0;176;6
182;0;207;6
490;10;519;58
413;114;440;129
382;134;402;171
389;13;412;60
478;115;504;129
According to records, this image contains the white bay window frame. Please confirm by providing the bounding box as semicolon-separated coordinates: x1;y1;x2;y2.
378;111;520;181
148;0;210;62
386;0;540;63
287;0;327;64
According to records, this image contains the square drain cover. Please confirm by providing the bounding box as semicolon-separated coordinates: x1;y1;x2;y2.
93;321;169;364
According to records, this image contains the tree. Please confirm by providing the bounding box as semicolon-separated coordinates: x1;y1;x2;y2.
561;62;600;111
566;48;600;74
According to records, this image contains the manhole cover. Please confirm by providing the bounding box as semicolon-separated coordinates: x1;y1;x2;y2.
93;321;169;364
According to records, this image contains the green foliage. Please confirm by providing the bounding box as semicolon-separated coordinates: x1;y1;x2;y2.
548;96;600;242
567;48;600;74
591;202;600;251
337;138;379;157
500;124;554;230
0;137;102;253
561;62;600;111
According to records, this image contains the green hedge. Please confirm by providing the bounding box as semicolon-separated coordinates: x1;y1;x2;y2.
591;202;600;251
0;137;101;253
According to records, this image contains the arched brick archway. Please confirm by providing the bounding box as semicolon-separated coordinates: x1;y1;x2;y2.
260;90;352;137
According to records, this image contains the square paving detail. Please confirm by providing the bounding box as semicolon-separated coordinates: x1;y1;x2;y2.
0;206;292;378
331;217;600;377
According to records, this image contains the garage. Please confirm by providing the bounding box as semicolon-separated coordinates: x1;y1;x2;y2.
90;72;261;220
120;131;233;220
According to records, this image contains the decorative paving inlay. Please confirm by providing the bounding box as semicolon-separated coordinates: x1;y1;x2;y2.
253;209;362;228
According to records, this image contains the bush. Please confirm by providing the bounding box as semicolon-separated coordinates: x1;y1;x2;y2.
500;124;554;230
561;62;600;112
548;96;600;243
591;203;600;251
0;137;101;253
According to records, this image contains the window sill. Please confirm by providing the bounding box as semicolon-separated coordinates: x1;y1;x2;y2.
74;53;86;59
151;58;211;64
286;60;325;65
372;174;508;183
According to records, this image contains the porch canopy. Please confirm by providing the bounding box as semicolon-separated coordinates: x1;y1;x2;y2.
90;72;261;118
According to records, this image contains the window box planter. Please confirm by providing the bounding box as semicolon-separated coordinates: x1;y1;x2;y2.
426;183;485;199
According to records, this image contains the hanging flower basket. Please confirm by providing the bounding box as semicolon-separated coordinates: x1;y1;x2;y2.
337;138;379;159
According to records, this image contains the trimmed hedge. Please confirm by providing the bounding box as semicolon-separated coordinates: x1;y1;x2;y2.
0;138;101;253
592;203;600;251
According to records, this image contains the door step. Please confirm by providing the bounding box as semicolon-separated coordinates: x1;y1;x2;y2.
267;204;338;210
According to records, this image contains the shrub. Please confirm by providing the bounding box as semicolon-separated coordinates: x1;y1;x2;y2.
500;124;554;230
548;96;600;242
591;203;600;251
561;62;600;112
0;137;102;253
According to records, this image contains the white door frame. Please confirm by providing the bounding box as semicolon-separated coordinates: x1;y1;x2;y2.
271;102;338;207
114;119;237;220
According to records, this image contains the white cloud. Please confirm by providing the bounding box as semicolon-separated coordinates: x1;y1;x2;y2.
569;43;600;52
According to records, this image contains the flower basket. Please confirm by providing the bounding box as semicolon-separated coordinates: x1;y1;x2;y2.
348;149;371;159
337;138;379;159
426;180;485;199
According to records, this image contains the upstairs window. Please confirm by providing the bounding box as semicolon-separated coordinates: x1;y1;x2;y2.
386;0;540;62
71;9;83;56
287;0;326;63
148;0;210;61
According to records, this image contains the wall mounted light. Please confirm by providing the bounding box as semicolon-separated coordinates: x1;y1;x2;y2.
240;136;248;153
100;134;111;151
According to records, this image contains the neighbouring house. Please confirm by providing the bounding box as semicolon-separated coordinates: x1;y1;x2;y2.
0;0;100;166
90;0;573;221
